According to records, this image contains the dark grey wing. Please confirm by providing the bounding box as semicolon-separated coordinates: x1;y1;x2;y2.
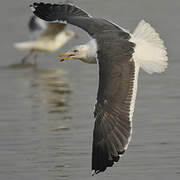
39;23;66;40
92;32;136;174
30;2;123;36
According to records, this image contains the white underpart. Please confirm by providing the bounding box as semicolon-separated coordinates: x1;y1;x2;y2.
130;20;168;74
86;39;98;63
14;30;75;52
78;38;98;64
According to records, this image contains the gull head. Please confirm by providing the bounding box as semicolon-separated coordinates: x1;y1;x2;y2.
58;44;89;62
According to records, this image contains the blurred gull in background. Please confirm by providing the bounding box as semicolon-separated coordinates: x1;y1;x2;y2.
14;15;77;65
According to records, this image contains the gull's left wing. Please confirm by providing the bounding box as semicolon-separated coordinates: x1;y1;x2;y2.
92;32;137;174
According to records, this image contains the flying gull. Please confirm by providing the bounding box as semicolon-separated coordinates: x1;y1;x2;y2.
31;2;168;174
14;15;77;64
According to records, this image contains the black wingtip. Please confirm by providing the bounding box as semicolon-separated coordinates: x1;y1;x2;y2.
29;2;91;22
92;142;114;174
91;141;126;175
29;2;58;22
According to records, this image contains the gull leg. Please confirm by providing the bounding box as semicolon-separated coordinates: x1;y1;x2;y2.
33;52;38;67
21;50;34;64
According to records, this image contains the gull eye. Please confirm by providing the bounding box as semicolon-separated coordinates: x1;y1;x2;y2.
73;50;78;53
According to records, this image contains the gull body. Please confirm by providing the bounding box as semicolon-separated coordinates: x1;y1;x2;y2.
31;2;168;174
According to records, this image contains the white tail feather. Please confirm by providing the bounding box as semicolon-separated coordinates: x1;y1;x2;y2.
130;20;168;74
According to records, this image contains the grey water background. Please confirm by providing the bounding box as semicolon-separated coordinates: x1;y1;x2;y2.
0;0;180;179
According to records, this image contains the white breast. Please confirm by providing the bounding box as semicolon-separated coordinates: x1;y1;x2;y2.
85;39;98;64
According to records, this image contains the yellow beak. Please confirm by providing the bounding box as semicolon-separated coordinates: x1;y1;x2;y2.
57;53;75;62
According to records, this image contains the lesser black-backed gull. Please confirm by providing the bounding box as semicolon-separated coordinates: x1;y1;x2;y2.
14;15;76;64
31;2;168;174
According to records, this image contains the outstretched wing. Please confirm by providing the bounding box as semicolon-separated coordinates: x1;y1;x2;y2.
92;33;138;174
30;2;123;37
28;15;48;40
39;23;67;40
28;15;47;32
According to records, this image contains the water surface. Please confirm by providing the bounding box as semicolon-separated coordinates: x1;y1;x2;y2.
0;0;179;180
